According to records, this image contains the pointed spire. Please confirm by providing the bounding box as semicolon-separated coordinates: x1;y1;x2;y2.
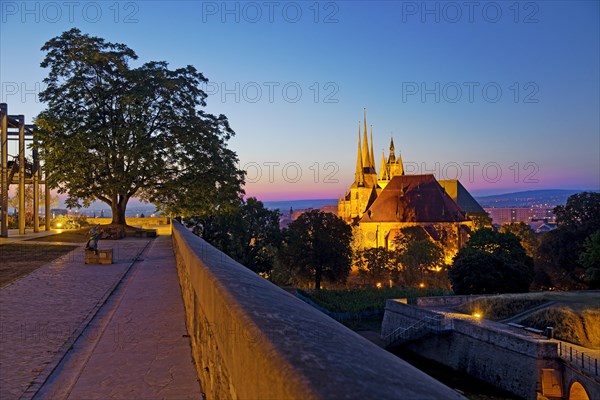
362;108;371;170
355;122;364;185
379;151;388;180
370;125;375;173
388;135;396;164
397;151;404;175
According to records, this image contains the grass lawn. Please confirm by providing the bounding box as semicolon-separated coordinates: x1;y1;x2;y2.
521;306;600;349
298;287;452;314
0;243;78;287
28;228;89;243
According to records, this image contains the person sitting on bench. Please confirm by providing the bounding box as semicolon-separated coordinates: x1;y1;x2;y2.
85;225;102;253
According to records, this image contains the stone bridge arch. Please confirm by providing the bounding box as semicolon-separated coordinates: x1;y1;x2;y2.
568;381;590;400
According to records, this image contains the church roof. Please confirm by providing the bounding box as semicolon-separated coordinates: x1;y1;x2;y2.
360;174;468;223
438;180;485;213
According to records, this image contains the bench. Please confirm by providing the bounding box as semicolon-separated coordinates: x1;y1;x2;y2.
85;249;113;264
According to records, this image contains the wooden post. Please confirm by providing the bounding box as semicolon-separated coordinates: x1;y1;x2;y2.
45;168;51;231
18;115;25;235
0;103;7;238
33;146;39;232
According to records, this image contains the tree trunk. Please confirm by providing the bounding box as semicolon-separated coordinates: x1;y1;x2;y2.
315;267;322;290
111;195;128;225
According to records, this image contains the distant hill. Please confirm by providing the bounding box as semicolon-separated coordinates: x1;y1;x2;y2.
263;199;337;212
475;189;597;208
262;190;599;213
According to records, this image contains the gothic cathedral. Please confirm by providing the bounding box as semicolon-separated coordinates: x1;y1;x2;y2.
338;110;485;261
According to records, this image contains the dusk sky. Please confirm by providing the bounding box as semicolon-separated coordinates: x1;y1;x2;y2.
1;1;599;202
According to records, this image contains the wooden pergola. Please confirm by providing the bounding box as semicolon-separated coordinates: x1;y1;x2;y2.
0;103;51;237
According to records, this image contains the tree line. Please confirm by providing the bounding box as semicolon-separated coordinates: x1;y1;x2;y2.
185;191;600;294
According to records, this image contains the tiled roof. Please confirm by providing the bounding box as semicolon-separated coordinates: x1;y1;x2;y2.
360;175;468;223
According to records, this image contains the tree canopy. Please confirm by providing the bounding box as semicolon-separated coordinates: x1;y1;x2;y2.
449;228;533;294
579;230;600;288
356;247;397;284
188;197;281;276
280;210;352;290
35;29;244;224
499;222;539;258
535;192;600;289
399;239;446;286
554;192;600;230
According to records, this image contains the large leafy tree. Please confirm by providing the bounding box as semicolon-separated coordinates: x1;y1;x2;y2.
9;186;59;226
535;192;600;289
399;239;445;287
35;29;244;224
280;210;352;290
188;197;281;276
393;226;446;287
499;222;539;258
579;230;600;289
554;192;600;229
449;228;533;294
357;247;398;285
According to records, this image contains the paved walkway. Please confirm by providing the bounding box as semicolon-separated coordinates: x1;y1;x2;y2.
0;235;201;399
0;229;59;244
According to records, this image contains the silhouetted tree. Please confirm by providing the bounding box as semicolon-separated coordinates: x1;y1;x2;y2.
579;230;600;289
554;192;600;229
280;210;352;289
449;228;533;294
36;29;244;225
535;192;600;289
188;198;281;276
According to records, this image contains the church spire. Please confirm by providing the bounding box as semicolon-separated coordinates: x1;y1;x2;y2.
388;136;396;164
379;151;388;180
355;122;364;185
370;125;376;172
362;108;371;170
397;151;404;175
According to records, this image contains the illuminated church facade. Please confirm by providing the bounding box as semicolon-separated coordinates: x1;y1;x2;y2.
338;111;484;260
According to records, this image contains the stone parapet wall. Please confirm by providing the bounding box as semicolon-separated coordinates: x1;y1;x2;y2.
171;221;465;400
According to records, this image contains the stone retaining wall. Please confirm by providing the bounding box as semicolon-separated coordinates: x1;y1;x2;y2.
381;300;560;399
171;221;465;400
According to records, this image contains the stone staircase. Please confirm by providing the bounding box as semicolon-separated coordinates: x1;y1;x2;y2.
383;314;453;347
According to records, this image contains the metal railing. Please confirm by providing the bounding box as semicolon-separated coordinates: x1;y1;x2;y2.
383;314;452;347
557;341;599;377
